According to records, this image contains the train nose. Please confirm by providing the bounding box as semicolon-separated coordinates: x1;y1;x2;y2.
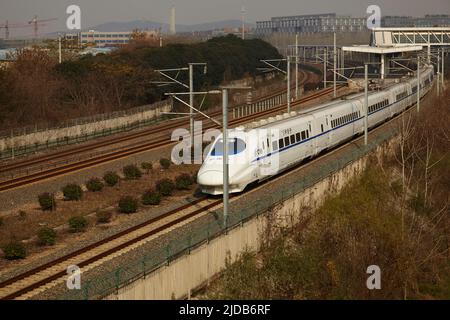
197;170;223;186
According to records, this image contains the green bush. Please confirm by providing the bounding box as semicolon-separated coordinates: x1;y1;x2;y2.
2;242;26;260
142;190;162;206
103;171;120;186
96;211;113;224
68;216;88;233
159;158;171;170
156;179;176;196
191;171;199;184
37;227;57;246
141;162;153;174
63;184;83;201
118;196;138;214
175;174;194;190
123;164;142;180
38;193;56;211
86;177;104;192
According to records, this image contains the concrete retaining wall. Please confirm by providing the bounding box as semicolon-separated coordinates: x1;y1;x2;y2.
0;102;172;152
105;136;399;300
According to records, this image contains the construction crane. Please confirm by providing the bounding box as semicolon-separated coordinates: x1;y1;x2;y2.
0;20;32;40
28;15;58;38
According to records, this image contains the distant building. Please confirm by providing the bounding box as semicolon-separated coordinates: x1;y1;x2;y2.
79;30;158;46
255;13;366;35
381;15;450;27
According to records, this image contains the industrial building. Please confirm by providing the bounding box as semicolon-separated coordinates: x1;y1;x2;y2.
381;15;450;28
79;30;158;46
255;13;366;35
255;13;450;35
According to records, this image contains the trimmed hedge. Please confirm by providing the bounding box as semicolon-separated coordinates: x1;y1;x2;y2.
38;193;56;211
159;158;171;170
68;216;88;233
118;196;138;214
175;174;194;190
141;162;153;174
142;190;161;206
103;171;120;186
37;227;57;246
96;211;113;224
86;178;104;192
123;165;142;180
156;179;176;196
2;242;27;260
63;184;83;201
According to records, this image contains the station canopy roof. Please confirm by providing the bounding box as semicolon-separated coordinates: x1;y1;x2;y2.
342;45;423;55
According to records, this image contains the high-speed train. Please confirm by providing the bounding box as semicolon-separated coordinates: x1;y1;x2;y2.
197;65;435;195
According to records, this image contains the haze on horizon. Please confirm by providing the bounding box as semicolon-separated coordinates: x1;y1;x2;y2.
1;0;450;37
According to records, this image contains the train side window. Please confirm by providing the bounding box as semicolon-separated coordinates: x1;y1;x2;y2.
296;133;301;142
272;141;278;151
301;131;306;140
279;138;284;149
284;137;290;146
321;124;324;132
290;135;295;144
306;130;310;138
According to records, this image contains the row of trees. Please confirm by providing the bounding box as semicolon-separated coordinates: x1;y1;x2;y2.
0;35;281;130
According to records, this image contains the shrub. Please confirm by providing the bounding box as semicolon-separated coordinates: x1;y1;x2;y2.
118;196;138;214
156;179;176;196
123;164;142;180
2;242;26;260
63;184;83;201
142;190;162;206
159;158;171;170
175;174;194;190
38;193;56;211
86;177;104;192
192;171;199;184
141;162;153;174
96;211;113;224
103;171;120;186
68;216;88;233
37;227;57;246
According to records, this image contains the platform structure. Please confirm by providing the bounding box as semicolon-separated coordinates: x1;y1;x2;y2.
341;45;423;79
371;27;450;48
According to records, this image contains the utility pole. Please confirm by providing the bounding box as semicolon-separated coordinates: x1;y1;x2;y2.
58;33;62;64
323;48;327;89
189;64;194;156
295;34;299;99
287;56;291;113
437;48;440;96
222;88;229;229
442;48;445;89
364;63;369;146
333;32;337;98
417;58;420;112
241;6;246;40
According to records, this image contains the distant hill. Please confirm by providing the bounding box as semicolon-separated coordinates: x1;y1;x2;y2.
82;19;254;33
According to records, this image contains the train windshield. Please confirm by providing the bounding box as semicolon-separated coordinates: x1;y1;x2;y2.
211;138;246;156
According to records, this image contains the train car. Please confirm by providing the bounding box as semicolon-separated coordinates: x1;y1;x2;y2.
197;65;435;195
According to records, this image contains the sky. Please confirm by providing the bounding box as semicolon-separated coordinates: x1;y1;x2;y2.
1;0;450;37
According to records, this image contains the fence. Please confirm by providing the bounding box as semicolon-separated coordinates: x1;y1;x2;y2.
53;126;397;300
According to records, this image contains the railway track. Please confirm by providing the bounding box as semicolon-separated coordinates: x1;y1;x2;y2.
0;80;416;300
0;70;311;175
0;83;343;193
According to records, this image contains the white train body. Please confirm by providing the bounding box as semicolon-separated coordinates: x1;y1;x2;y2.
198;66;435;195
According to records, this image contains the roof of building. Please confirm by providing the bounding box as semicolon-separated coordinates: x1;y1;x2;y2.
342;45;423;54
